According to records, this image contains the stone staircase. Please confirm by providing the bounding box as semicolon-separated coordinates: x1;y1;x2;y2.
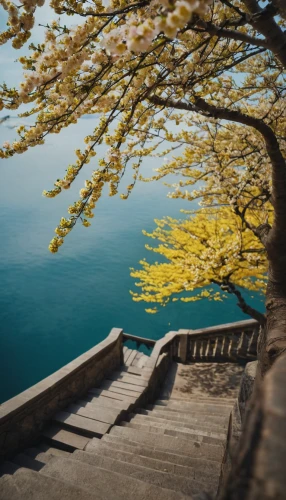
0;345;234;500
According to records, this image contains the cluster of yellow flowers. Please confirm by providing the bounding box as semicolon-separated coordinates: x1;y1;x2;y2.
130;207;269;309
0;0;284;256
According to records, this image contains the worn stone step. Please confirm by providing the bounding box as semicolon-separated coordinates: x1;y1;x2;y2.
107;372;148;387
53;411;111;437
34;443;72;457
67;403;121;424
131;351;144;367
123;348;133;364
85;439;219;486
0;467;102;500
121;421;225;445
147;405;230;421
80;395;131;411
89;388;137;403
41;456;193;500
125;418;226;442
109;425;224;461
12;453;46;472
72;449;211;496
141;408;229;426
136;355;149;368
125;349;139;366
42;424;90;451
22;450;55;465
156;400;232;415
100;379;144;395
121;365;152;377
166;396;235;406
101;434;221;474
132;412;228;432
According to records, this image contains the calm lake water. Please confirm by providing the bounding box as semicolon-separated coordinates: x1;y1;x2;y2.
0;13;264;404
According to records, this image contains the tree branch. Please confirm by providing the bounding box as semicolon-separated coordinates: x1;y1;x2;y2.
149;94;286;248
242;0;286;68
196;20;269;49
212;279;266;324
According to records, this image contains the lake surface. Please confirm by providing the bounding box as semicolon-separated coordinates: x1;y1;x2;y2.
0;13;264;404
0;115;264;404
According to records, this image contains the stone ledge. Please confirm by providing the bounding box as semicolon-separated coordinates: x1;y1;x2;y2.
0;328;123;458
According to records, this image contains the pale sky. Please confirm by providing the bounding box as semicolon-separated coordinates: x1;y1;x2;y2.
0;5;70;86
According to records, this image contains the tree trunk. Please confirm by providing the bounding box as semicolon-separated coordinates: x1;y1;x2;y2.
260;261;286;375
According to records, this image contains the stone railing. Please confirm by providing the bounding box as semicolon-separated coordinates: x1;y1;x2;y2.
0;328;123;459
178;319;259;363
122;332;156;351
0;319;260;461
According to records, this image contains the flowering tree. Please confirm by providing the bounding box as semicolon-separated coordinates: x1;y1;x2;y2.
0;0;286;369
130;207;268;324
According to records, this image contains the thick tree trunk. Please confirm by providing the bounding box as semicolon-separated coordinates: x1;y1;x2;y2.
260;262;286;375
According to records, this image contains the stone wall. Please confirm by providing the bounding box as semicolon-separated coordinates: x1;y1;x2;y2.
0;328;123;459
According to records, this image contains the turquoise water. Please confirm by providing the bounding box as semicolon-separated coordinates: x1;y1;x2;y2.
0;116;264;404
0;14;264;404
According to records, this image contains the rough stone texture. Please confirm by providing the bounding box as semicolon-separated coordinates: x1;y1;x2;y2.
238;361;258;421
140;408;229;426
161;362;244;400
131;412;228;433
0;467;104;500
42;424;90;451
0;329;123;459
85;439;219;483
67;403;121;424
72;449;209;496
53;411;111;437
41;456;193;500
109;425;224;461
122;421;226;444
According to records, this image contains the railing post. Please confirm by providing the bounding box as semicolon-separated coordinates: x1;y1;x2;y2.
178;329;190;364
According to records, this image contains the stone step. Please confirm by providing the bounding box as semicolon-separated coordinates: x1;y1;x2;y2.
80;395;131;411
67;403;121;424
131;351;144;367
107;372;148;387
0;467;102;500
121;421;225;445
125;419;226;442
121;365;152;377
123;348;133;364
88;388;137;403
147;405;230;421
41;456;193;500
33;443;72;457
42;424;90;451
131;412;228;433
12;453;46;472
71;449;211;497
53;411;111;437
125;349;139;366
109;425;224;462
100;379;144;395
85;439;219;486
138;408;229;427
101;434;221;474
22;450;55;465
165;396;235;406
136;355;149;368
156;400;232;415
